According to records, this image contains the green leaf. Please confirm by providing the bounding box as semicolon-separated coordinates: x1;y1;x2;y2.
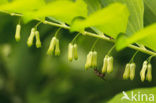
70;3;129;38
0;0;8;5
0;0;45;13
107;87;156;103
27;0;87;24
116;23;156;51
101;0;144;36
144;0;156;26
84;0;101;15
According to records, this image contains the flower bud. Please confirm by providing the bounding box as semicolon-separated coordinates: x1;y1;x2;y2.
47;37;57;55
123;63;130;80
35;31;41;48
140;61;148;82
107;56;113;73
15;24;21;42
102;55;108;73
146;63;152;82
73;44;78;60
85;51;93;70
55;39;60;56
27;28;35;47
92;51;97;68
130;63;136;80
68;43;74;61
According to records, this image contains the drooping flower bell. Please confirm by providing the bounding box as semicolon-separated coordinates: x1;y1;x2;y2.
102;55;108;73
146;63;152;82
123;63;136;80
107;56;113;73
55;39;60;56
101;55;114;74
27;28;35;47
140;61;148;82
129;63;136;80
35;31;42;48
27;28;42;48
47;37;60;56
15;24;21;42
68;43;78;62
85;51;97;70
123;63;130;80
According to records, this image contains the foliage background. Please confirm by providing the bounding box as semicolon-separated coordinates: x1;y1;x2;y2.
0;0;156;103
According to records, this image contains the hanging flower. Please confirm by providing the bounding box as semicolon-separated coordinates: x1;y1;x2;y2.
35;31;42;48
101;55;113;74
47;37;60;56
15;24;21;42
27;28;35;47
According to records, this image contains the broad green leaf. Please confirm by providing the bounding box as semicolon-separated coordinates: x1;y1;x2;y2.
0;0;8;5
70;3;129;38
27;0;87;24
101;0;144;36
107;87;156;103
84;0;104;35
116;23;156;51
84;0;101;15
0;0;45;13
144;0;156;26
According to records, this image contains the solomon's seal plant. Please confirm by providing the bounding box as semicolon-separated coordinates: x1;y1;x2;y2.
0;0;156;82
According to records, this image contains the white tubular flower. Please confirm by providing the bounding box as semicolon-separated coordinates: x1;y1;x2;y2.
85;51;93;70
55;39;60;56
15;24;21;42
92;51;97;68
102;55;108;73
73;44;78;60
107;56;113;73
140;61;148;82
123;63;130;80
27;28;35;47
47;37;57;55
130;63;136;80
68;43;74;61
35;31;42;48
146;63;152;82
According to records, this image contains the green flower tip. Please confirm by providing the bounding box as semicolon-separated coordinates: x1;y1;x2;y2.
101;55;113;74
68;43;78;62
123;63;136;80
35;31;42;48
85;51;97;70
27;28;35;47
140;61;152;82
15;24;21;42
47;37;60;56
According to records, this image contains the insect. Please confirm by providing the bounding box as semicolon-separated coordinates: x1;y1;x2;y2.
94;68;106;80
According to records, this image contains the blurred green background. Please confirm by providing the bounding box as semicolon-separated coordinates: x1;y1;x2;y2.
0;12;156;103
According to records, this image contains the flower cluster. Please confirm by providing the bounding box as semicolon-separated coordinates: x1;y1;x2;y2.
27;28;42;48
140;61;152;82
47;37;60;56
14;25;154;82
102;55;114;74
68;43;78;61
123;63;136;80
85;51;97;70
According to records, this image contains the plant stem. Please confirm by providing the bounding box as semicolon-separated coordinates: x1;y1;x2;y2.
54;28;61;37
1;11;156;56
129;51;139;63
91;39;99;51
107;45;116;56
71;33;80;44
